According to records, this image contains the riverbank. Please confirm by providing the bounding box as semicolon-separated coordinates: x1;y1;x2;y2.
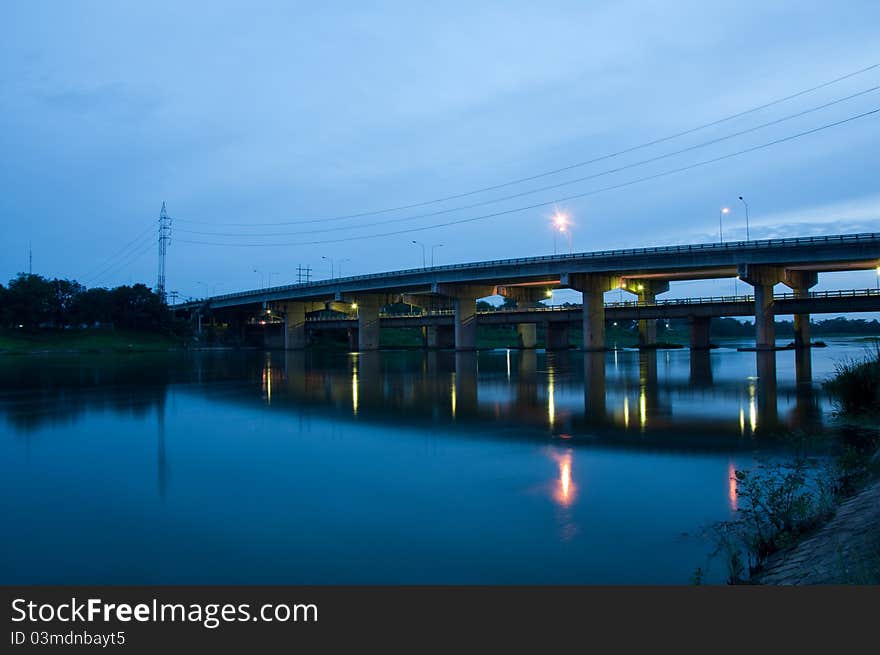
756;476;880;584
0;329;182;354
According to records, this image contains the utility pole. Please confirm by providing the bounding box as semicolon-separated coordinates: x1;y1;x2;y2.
157;202;172;303
28;242;32;275
296;265;312;284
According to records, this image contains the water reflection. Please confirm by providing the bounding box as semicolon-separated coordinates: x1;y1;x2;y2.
551;449;576;507
0;346;839;444
0;344;860;585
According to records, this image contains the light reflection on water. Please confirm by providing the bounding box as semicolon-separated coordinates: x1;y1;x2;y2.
0;339;869;584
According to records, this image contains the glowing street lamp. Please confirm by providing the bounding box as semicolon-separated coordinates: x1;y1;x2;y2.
551;212;573;255
719;207;730;243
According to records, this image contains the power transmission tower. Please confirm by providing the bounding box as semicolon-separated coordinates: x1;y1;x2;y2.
156;202;172;303
296;265;312;284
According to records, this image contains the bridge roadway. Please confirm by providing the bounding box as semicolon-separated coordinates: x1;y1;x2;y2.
178;233;880;351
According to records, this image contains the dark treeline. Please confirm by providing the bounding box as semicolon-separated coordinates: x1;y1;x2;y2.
0;273;168;330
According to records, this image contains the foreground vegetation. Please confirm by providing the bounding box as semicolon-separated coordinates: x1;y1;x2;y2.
702;346;880;584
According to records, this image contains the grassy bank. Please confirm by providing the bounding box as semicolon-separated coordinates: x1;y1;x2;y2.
704;346;880;584
0;328;182;354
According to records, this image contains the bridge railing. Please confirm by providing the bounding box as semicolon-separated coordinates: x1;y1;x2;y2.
302;288;880;320
204;232;880;303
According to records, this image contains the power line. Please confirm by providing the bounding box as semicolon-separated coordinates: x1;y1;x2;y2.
175;62;879;228
80;223;156;282
85;237;157;286
175;107;880;248
175;86;880;239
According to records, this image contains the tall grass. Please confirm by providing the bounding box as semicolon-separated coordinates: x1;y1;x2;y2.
825;343;880;415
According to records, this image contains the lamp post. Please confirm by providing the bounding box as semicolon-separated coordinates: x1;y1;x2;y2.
321;256;334;279
738;196;750;241
551;212;571;254
411;240;426;268
338;259;351;277
252;268;265;290
719;207;730;243
430;244;443;267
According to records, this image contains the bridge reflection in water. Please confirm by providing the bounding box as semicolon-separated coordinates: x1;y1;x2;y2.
266;347;823;445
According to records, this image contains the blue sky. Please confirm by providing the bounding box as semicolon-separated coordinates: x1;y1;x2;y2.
1;1;879;308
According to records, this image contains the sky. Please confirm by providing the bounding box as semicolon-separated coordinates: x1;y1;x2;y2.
1;1;879;311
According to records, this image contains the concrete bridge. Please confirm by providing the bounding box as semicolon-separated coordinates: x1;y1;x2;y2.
177;232;880;351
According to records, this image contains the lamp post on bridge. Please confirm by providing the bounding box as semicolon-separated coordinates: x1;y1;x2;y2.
719;207;730;243
338;259;351;277
551;211;572;255
738;196;750;241
321;256;335;279
412;241;443;268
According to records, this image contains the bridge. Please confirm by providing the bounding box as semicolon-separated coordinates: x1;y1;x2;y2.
176;232;880;351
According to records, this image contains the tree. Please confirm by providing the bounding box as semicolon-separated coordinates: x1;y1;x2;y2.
3;274;54;329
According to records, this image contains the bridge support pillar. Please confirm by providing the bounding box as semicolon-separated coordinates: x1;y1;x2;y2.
517;323;537;349
434;284;496;351
281;302;307;350
498;286;551;350
626;280;669;347
425;324;455;349
545;322;570;350
279;301;324;350
563;274;618;350
738;265;784;350
688;316;712;350
783;270;818;349
355;296;382;351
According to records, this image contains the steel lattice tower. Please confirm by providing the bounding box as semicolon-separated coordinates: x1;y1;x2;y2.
157;202;172;303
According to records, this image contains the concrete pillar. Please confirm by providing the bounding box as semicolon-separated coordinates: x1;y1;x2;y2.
498;286;548;350
625;280;669;347
563;274;618;351
453;296;477;350
545;322;570;350
425;324;455;349
783;270;818;349
738;265;784;350
755;283;775;349
688;316;712;350
434;284;495;351
356;297;381;351
347;327;359;351
517;323;537;349
282;302;307;350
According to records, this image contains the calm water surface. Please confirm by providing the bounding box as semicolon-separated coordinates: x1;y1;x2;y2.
1;339;872;584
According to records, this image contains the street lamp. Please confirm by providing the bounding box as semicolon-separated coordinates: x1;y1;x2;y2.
719;207;730;243
338;259;351;277
252;268;265;290
551;212;572;255
412;241;443;267
738;196;750;241
321;256;335;279
430;244;443;267
411;240;426;268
